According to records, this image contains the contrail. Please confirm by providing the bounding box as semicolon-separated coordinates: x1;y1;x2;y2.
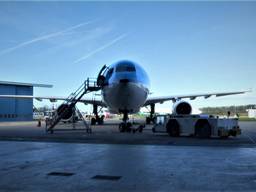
0;20;96;56
74;33;128;64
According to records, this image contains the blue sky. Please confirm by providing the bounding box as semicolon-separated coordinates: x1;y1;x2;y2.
0;2;255;112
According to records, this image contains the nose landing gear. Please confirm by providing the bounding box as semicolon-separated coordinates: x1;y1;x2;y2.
119;122;132;132
119;111;130;132
119;111;145;133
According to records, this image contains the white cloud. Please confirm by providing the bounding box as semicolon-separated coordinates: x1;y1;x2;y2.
0;20;96;56
73;33;128;64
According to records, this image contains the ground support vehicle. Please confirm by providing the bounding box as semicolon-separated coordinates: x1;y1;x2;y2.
152;114;241;138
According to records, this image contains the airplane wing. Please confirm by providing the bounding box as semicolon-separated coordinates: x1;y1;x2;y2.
0;95;107;107
144;90;249;106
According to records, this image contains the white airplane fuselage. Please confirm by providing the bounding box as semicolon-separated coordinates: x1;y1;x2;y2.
101;60;150;114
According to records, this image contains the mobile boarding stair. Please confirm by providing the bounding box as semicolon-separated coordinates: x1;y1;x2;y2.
45;78;101;134
76;107;92;133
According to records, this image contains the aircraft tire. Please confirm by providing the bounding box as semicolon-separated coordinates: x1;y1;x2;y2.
195;119;211;138
98;115;104;125
91;118;96;125
146;117;151;124
119;123;125;132
127;122;132;133
166;119;180;137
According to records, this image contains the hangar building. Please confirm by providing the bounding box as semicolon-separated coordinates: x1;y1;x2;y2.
0;81;52;122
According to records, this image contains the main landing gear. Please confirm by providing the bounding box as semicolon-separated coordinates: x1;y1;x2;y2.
146;104;156;124
90;104;105;125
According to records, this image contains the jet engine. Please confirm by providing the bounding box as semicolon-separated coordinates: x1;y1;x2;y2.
172;100;192;115
57;104;73;120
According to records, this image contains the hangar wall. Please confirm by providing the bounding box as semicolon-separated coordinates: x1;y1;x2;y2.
0;84;33;121
0;81;52;122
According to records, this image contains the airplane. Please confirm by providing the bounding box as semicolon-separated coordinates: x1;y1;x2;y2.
0;60;249;132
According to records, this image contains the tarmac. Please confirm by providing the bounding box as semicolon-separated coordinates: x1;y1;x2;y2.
0;120;255;147
0;120;255;191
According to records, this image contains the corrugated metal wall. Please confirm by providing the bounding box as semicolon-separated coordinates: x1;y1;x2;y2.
0;85;33;121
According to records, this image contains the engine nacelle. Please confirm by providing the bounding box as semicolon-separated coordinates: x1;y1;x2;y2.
172;100;192;115
57;104;73;120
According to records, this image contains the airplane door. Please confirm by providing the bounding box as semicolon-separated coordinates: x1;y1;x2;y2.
96;65;107;87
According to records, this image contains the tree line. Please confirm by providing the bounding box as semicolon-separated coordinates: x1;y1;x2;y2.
200;104;256;115
33;105;53;113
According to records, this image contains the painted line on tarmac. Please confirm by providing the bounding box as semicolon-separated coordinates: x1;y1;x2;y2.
244;133;256;145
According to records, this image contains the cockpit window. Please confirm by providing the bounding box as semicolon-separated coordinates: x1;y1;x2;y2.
116;62;136;72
